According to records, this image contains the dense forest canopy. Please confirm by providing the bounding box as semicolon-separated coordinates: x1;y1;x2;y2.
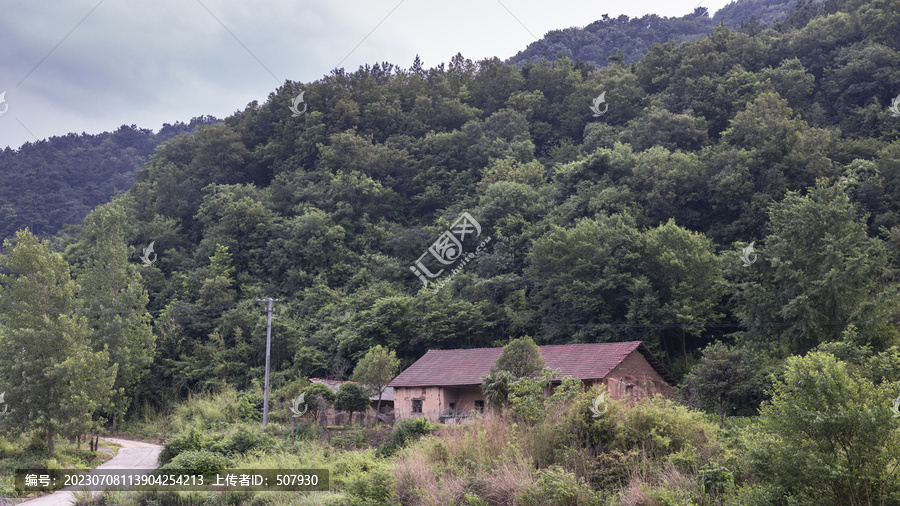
505;0;801;67
0;116;220;242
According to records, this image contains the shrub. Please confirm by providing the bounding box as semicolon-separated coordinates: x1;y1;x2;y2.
508;373;550;424
376;417;434;457
517;465;598;506
463;493;490;505
612;394;718;461
237;392;264;422
328;449;392;498
292;420;321;441
330;426;365;451
557;385;618;453
344;466;395;505
643;485;695;506
746;352;900;503
158;429;205;465
480;369;513;408
698;460;734;495
160;450;231;474
222;426;276;456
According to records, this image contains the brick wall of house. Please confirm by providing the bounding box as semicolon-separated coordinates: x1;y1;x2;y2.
603;350;673;401
394;386;446;422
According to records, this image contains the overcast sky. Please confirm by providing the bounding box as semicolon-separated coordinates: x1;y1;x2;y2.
0;0;732;151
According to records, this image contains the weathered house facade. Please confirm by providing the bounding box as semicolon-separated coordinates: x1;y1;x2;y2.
388;341;676;423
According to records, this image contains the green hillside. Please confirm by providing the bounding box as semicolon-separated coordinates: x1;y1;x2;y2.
1;0;900;503
0;116;220;242
506;0;800;67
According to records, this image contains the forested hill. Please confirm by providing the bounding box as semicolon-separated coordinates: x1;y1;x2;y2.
23;0;900;405
0;0;810;244
0;116;220;242
506;0;801;67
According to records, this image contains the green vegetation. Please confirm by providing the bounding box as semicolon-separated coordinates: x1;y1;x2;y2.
301;382;337;425
495;336;545;378
2;0;900;502
352;345;401;416
334;383;370;426
0;230;115;455
747;352;900;503
507;0;795;68
376;417;436;457
0;117;220;242
0;435;119;498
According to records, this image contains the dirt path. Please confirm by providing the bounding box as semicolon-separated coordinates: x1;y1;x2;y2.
18;438;162;506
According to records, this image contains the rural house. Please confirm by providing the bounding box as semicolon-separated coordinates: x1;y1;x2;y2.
388;341;676;423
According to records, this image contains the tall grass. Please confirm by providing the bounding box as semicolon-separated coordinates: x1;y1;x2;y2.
394;413;534;505
170;389;245;432
392;393;726;505
115;386;734;505
121;401;173;440
122;387;260;440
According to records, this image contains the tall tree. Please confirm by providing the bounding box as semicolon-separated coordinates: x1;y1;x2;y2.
636;219;725;368
526;214;644;343
0;230;115;455
75;202;155;429
495;336;545;378
682;342;765;426
731;180;893;354
334;382;371;426
748;352;900;503
351;345;400;418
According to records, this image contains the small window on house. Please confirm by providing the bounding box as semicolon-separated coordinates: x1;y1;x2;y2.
474;400;484;413
449;402;456;413
412;399;423;413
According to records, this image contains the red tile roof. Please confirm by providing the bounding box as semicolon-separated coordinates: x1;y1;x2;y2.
388;341;675;387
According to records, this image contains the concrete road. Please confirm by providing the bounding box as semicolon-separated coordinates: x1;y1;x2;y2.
18;438;162;506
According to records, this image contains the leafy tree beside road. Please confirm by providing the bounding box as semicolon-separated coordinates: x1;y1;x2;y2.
0;230;115;455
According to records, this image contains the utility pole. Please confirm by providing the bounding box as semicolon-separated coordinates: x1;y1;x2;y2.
257;297;279;427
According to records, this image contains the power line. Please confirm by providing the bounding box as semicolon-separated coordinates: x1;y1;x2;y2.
0;303;240;315
283;306;900;330
1;299;898;331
